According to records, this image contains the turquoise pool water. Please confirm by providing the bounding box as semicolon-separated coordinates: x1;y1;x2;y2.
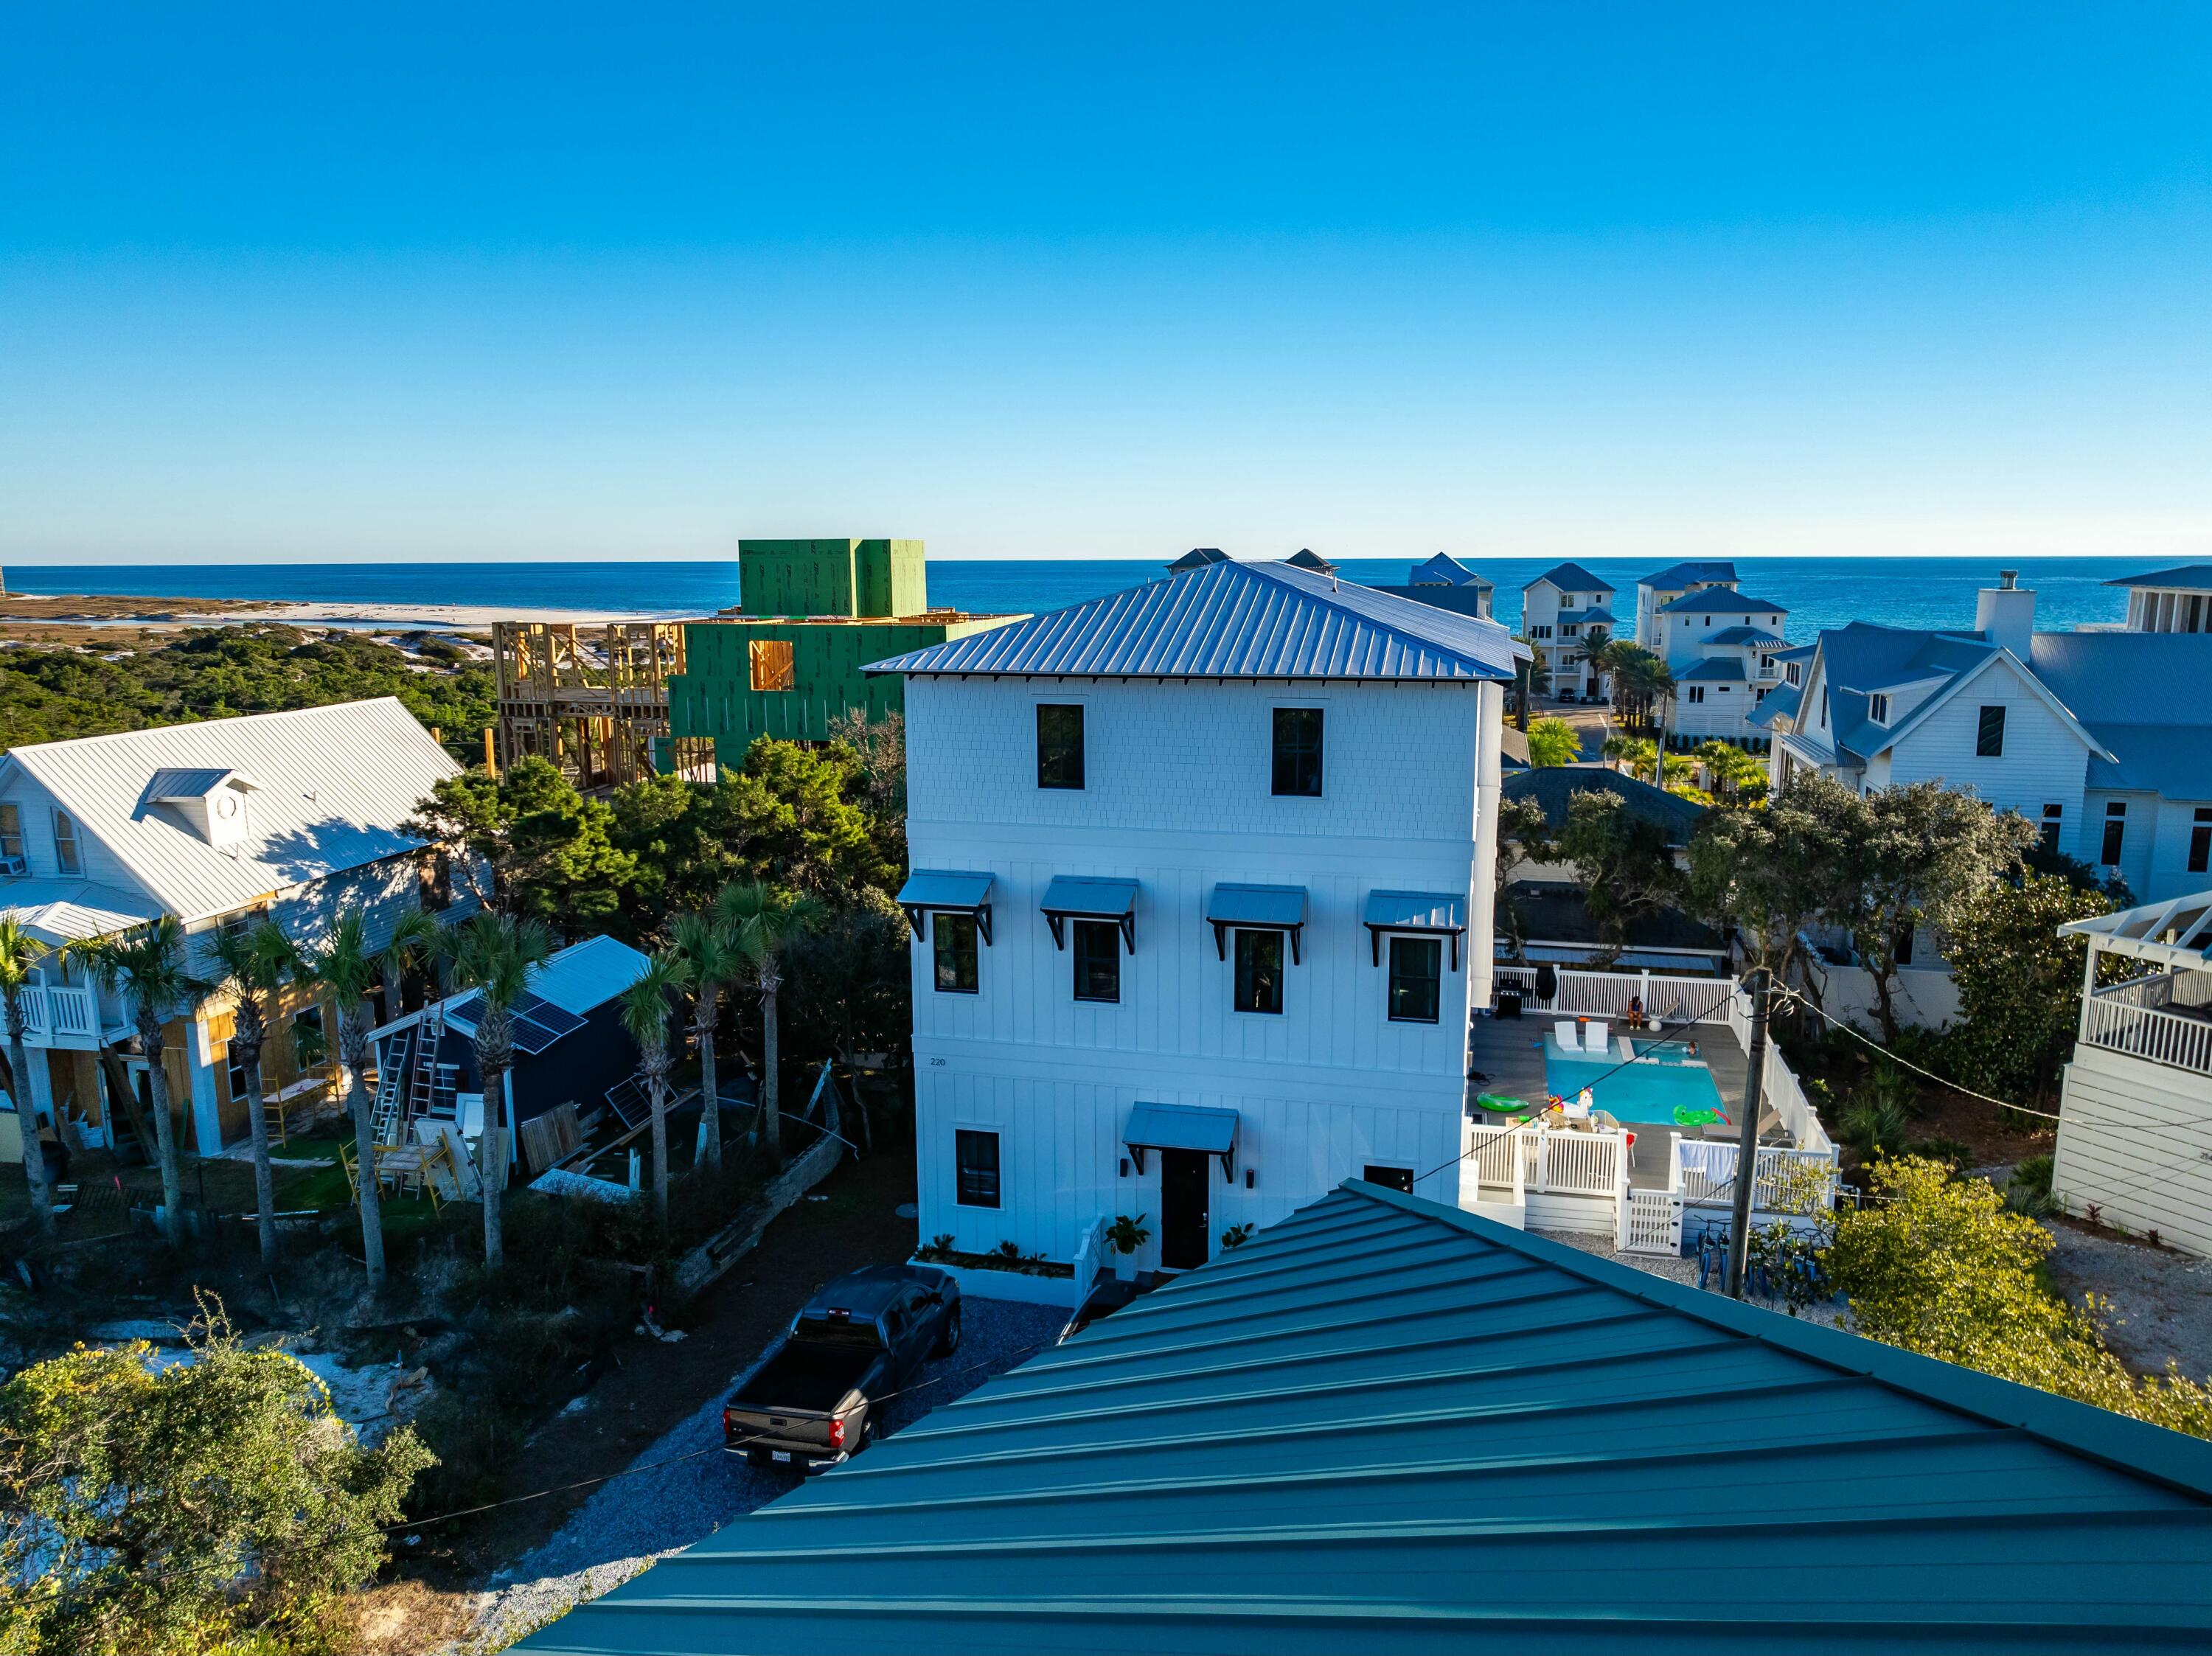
1543;1041;1728;1126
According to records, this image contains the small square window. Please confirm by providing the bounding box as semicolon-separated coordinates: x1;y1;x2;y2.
933;911;979;994
1387;936;1441;1024
1232;929;1283;1015
1072;919;1121;1003
1037;704;1085;790
1975;705;2006;757
1271;708;1323;797
748;639;796;692
955;1129;1001;1208
52;810;80;876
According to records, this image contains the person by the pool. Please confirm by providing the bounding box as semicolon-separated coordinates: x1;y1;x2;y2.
1627;992;1646;1029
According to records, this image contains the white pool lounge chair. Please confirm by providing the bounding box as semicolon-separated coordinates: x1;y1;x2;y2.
1585;1020;1610;1054
1554;1020;1579;1052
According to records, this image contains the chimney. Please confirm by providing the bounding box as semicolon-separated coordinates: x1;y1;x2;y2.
1975;568;2036;658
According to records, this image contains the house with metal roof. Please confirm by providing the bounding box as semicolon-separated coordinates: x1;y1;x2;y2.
1764;570;2212;902
0;699;476;1163
2051;887;2212;1257
1631;557;1740;650
863;557;1526;1281
2107;563;2212;632
1363;552;1495;620
519;1178;2212;1655
1520;563;1617;701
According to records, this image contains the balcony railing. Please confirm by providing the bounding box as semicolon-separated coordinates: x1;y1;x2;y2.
21;983;100;1045
2081;983;2212;1077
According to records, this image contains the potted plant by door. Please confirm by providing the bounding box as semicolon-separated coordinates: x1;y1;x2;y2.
1106;1212;1152;1281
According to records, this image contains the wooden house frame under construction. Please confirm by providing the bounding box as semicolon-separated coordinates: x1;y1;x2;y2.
492;621;712;790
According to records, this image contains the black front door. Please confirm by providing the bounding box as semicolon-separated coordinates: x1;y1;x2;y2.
1159;1150;1211;1271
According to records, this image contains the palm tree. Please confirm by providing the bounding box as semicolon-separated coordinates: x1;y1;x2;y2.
670;909;744;1176
719;881;825;1164
69;916;206;1250
310;909;393;1290
617;953;696;1234
1511;638;1551;732
1573;625;1615;702
207;920;305;1269
438;911;552;1267
0;920;56;1236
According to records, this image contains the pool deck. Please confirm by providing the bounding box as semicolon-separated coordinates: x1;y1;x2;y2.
1466;1011;1757;1191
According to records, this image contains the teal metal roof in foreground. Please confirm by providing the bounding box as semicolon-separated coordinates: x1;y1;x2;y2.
519;1183;2212;1655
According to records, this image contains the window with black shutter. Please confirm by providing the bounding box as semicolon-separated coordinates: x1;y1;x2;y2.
1976;705;2006;757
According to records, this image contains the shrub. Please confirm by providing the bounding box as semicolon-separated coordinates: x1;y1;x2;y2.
1823;1157;2212;1438
2006;1153;2058;1217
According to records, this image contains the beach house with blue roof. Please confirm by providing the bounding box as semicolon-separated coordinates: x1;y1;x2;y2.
1519;561;1616;701
1761;570;2212;902
2109;563;2212;633
1631;557;1740;648
863;557;1527;1278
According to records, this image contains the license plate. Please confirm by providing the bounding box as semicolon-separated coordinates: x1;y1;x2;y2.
770;1450;791;1464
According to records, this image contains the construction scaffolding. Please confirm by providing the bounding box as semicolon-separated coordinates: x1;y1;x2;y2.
492;621;712;790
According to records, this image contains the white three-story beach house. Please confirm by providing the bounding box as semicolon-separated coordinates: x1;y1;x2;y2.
868;558;1526;1275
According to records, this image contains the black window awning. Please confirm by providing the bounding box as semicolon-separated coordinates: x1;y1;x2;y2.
1363;889;1467;970
1040;875;1138;952
894;870;996;944
1123;1101;1239;1176
1204;883;1309;964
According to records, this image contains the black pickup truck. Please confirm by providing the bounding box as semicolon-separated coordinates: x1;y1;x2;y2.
722;1264;961;1472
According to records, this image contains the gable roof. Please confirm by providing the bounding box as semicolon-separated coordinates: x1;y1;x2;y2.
1281;548;1335;574
2105;564;2212;591
1554;606;1616;626
522;1181;2212;1653
1639;560;1738;588
0;699;460;927
1655;588;1790;615
1166;547;1230;572
2029;633;2212;799
866;560;1526;683
1524;560;1611;594
1409;552;1491;588
1501;765;1705;842
1678;656;1747;682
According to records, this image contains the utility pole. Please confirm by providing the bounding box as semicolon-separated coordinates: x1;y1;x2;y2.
1725;967;1770;1299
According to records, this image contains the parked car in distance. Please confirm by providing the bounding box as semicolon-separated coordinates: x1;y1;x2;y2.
722;1264;961;1472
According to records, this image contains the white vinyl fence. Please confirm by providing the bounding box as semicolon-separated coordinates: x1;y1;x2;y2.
1493;965;1736;1026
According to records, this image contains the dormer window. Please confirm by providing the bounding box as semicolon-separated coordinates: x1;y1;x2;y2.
1868;695;1891;723
145;768;262;849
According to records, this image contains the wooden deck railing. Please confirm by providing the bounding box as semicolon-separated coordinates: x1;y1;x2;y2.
2081;990;2212;1077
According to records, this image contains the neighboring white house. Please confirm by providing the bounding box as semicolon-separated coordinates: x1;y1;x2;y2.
868;557;1525;1276
2106;563;2212;633
1519;562;1616;700
0;700;470;1161
2051;888;2212;1256
1631;560;1740;650
1757;570;2212;904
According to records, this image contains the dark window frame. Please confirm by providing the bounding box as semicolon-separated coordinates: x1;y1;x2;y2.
933;910;980;995
1072;919;1121;1003
1975;704;2006;757
51;809;80;876
1362;1163;1415;1193
954;1128;1001;1209
1270;707;1324;798
2101;804;2126;868
1231;928;1284;1015
1387;935;1443;1024
1036;703;1085;790
2190;808;2212;874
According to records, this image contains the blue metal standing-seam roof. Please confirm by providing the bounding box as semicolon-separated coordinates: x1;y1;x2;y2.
1409;552;1491;588
864;559;1525;683
895;870;996;911
1362;889;1466;932
1038;874;1138;916
1705;625;1787;647
1640;560;1739;588
1524;560;1612;594
519;1182;2212;1655
2105;563;2212;591
1203;883;1309;928
1655;588;1790;615
1554;606;1617;626
1678;657;1747;683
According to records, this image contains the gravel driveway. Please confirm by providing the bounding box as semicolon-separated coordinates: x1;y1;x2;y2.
451;1295;1070;1653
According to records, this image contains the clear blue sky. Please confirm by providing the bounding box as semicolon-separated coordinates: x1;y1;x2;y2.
4;3;2208;564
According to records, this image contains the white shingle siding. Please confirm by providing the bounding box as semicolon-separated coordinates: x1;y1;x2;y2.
903;674;1500;1269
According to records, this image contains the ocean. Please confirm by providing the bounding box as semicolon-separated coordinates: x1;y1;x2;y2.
0;555;2144;639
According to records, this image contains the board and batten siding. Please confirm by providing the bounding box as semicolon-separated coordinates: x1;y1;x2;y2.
903;673;1503;1270
2053;1045;2212;1257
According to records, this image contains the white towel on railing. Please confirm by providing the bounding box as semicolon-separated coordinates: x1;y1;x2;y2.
1679;1140;1736;1183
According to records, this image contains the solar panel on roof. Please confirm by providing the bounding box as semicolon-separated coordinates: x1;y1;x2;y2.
439;989;585;1054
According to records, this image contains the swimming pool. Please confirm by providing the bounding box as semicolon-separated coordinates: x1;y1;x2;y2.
1543;1039;1729;1127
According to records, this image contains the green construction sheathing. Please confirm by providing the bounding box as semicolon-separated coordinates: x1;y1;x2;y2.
737;538;927;619
666;616;1004;761
520;1180;2212;1654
